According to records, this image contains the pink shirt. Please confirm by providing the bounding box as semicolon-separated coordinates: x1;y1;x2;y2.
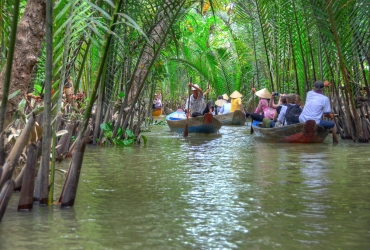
254;99;275;119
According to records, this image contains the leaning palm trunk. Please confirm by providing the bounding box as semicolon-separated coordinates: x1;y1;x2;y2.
0;180;15;223
58;137;86;207
114;0;186;138
0;113;35;189
17;143;37;211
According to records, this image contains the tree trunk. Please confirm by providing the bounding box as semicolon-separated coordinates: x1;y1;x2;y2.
127;0;186;103
0;113;35;188
56;121;76;159
0;180;15;223
59;138;86;207
0;0;46;126
18;143;37;210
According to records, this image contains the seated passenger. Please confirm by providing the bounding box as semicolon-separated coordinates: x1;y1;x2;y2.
230;91;245;113
299;81;335;129
277;94;302;126
295;94;304;108
269;93;287;121
219;100;231;114
215;95;225;115
249;88;276;123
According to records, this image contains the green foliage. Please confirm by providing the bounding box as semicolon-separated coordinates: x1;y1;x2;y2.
8;89;21;101
100;122;135;146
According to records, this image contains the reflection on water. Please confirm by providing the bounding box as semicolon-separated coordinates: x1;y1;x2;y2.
1;124;370;249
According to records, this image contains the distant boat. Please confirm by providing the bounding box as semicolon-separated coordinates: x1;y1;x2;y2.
214;110;246;125
152;107;162;116
251;120;329;143
166;110;222;134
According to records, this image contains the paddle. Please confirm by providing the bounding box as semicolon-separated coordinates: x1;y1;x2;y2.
250;77;255;134
327;81;338;144
332;124;338;144
183;77;192;137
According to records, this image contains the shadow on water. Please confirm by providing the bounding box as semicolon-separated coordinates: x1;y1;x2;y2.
1;124;370;249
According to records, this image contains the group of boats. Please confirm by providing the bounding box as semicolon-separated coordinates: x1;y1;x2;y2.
152;108;331;143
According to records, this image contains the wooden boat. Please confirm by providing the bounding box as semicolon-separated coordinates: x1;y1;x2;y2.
251;120;329;143
166;111;222;134
152;107;162;116
214;110;247;125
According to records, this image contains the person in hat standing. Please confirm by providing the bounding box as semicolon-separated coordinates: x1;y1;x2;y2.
230;90;244;113
186;83;214;118
249;88;276;122
299;80;335;128
152;92;162;109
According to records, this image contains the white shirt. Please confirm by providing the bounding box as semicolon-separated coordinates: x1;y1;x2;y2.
219;103;231;114
299;90;331;124
277;105;288;124
185;91;206;114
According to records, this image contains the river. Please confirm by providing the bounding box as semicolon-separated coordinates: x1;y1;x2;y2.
1;123;370;249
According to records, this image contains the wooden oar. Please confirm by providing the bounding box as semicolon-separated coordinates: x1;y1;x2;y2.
327;82;338;144
183;78;192;137
250;77;255;134
332;124;338;144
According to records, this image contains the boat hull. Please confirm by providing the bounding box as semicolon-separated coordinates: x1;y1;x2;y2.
166;112;222;134
214;110;246;125
252;120;329;143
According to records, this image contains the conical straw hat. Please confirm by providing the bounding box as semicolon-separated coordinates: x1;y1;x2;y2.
230;90;243;98
215;99;226;106
255;88;271;99
222;94;229;100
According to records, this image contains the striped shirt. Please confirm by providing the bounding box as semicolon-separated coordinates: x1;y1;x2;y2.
186;92;206;114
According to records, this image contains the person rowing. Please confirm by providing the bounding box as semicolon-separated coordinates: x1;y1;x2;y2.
299;81;335;129
185;83;214;118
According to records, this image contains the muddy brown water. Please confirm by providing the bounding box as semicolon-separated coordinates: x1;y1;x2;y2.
1;122;370;249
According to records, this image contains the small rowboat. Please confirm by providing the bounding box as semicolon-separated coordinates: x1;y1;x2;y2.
251;120;329;143
214;110;246;125
166;111;222;134
152;107;162;116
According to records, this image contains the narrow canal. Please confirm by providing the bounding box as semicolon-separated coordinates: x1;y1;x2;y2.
1;123;370;249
